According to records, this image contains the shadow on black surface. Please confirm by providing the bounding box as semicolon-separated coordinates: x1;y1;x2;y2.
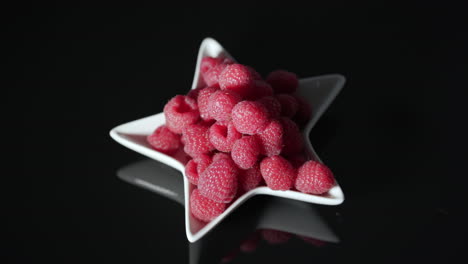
117;159;342;263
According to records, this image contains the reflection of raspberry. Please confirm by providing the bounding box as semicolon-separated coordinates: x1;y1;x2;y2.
209;121;242;152
219;64;255;98
279;117;304;155
261;229;292;244
257;96;282;118
182;124;214;157
199;157;238;203
147;125;181;155
266;70;298;94
208;90;241;122
276;94;299;118
190;189;226;222
260;155;296;190
232;136;261;169
240;232;261;253
258;120;283;157
238;163;263;192
232;101;270;135
298;236;327;247
197;86;219;121
295;160;335;194
164;95;200;134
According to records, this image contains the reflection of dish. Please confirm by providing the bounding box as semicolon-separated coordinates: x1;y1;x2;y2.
111;38;345;242
118;158;340;261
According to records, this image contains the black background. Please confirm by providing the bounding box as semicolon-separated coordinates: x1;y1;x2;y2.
5;1;468;263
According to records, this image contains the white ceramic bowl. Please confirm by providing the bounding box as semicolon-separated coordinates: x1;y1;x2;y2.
110;38;346;242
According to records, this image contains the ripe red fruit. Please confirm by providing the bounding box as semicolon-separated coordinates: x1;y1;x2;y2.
266;70;299;94
182;124;214;157
208;90;241;122
190;189;226;222
199;157;238;203
238;164;263;192
147;125;181;155
276;94;299;118
197;85;219;121
164;95;200;134
295;160;335;194
231;136;261;169
219;64;256;98
279;117;304;155
257;96;282;118
231;101;270;135
260;155;296;190
209;121;242;152
258;120;283;157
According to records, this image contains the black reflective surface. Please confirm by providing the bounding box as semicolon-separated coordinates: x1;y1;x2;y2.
7;3;468;264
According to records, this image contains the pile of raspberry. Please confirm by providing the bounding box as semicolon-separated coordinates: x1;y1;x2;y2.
147;56;336;223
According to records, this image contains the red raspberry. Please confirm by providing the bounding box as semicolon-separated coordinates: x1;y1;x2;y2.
288;153;307;168
266;70;299;94
260;155;296;190
212;152;231;162
187;86;204;100
257;96;282;118
208;90;241;122
219;64;256;98
197;85;219;121
238;163;263;192
182;124;214;157
199;157;238;203
231;101;270;135
258;120;283;157
203;62;230;87
295;160;335;194
260;229;292;244
240;232;261;253
164;95;200;134
190;189;226;222
246;65;263;80
209;121;242;152
185;154;212;185
279;117;304;155
293;96;312;127
276;94;299;118
247;80;274;100
146;125;181;155
200;56;223;74
231;136;261;169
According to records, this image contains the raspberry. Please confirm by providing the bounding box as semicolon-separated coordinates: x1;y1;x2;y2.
260;229;292;244
185;154;212;185
276;94;299;118
279;117;304;155
199;157;238;203
258;120;283;157
182;124;214;157
247;80;274;100
295;160;335;194
146;125;181;155
203;62;230;87
187;86;204;100
200;56;223;74
240;232;260;253
164;95;200;134
288;153;307;168
190;189;226;222
293;96;312;127
212;152;231;162
231;136;261;169
208;90;241;122
260;155;296;190
266;70;299;94
219;64;256;98
209;121;242;152
231;101;270;135
238;163;263;192
197;85;219;121
246;65;263;80
257;96;282;118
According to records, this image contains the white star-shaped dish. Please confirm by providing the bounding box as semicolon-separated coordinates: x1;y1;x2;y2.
110;38;345;242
